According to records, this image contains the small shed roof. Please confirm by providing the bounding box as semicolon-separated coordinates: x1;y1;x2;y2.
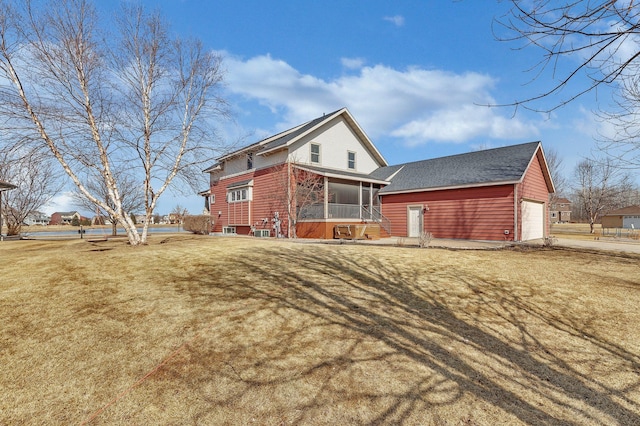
604;205;640;216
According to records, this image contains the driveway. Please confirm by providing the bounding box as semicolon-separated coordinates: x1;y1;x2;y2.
352;236;640;254
553;238;640;254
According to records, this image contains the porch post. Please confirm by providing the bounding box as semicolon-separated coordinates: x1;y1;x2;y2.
358;181;362;220
323;176;328;219
370;183;374;220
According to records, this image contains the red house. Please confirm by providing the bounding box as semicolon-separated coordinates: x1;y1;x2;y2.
203;108;554;241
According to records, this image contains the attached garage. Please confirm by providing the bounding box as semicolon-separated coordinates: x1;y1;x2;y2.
521;200;545;241
374;142;554;242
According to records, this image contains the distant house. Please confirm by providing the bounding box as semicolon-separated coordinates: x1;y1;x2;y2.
50;211;82;225
203;108;555;241
601;205;640;230
134;214;156;225
550;197;572;223
24;211;51;226
167;213;182;224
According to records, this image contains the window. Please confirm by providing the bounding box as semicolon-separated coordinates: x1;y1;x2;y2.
348;151;356;169
227;188;250;203
310;143;320;163
247;153;253;170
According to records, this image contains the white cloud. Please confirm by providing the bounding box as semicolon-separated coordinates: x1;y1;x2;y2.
223;53;540;146
383;15;405;27
341;57;365;70
42;192;77;215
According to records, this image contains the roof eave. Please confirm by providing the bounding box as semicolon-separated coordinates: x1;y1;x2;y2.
295;165;390;185
380;180;520;196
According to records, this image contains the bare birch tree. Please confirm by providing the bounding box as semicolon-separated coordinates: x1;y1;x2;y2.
72;171;144;236
0;0;227;245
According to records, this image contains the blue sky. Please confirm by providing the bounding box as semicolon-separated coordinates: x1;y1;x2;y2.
47;1;616;215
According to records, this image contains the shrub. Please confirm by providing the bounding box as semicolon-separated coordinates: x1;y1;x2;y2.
418;231;433;248
183;215;211;235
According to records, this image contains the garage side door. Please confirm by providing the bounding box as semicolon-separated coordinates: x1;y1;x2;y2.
521;201;544;241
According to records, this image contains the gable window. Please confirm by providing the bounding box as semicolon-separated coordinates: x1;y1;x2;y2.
247;153;253;170
348;151;356;170
310;143;320;164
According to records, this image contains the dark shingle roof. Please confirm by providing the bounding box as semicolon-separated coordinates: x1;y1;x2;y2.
295;164;390;183
227;179;253;189
258;108;344;154
378;142;541;194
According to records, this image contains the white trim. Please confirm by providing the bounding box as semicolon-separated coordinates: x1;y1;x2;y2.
407;205;423;238
380;179;521;196
347;150;356;170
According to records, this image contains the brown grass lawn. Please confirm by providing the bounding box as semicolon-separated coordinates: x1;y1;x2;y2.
1;236;639;425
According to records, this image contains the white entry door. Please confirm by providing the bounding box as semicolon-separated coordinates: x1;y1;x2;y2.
408;207;422;237
521;201;544;240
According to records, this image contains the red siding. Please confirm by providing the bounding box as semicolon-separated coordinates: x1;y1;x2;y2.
381;185;516;241
517;150;552;238
251;166;289;237
210;165;290;236
210;171;255;234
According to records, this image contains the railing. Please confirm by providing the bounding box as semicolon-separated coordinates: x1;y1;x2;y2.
329;204;360;219
298;204;324;219
299;203;390;234
362;205;391;236
298;203;361;219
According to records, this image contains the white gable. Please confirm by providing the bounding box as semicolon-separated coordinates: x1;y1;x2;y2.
289;115;382;173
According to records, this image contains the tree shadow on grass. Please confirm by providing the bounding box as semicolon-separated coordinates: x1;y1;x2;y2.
159;245;640;425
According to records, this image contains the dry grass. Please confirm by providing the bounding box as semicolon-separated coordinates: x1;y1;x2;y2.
551;223;603;240
1;236;639;425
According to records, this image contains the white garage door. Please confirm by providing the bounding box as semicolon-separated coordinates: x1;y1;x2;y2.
521;201;544;241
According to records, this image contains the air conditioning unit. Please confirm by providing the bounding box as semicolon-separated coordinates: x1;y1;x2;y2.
253;229;270;237
222;226;236;234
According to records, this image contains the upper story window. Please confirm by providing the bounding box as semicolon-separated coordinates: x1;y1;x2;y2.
247;153;253;170
310;143;320;164
226;180;253;203
228;188;249;203
348;151;356;170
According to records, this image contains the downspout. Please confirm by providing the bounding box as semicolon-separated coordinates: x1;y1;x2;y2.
514;184;518;242
287;161;292;238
